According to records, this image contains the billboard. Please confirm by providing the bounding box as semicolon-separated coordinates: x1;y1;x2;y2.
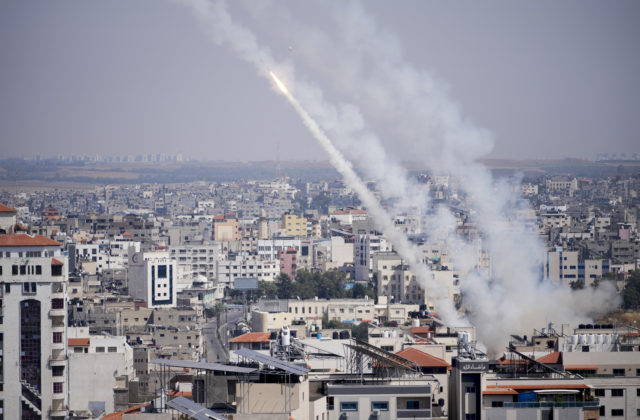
234;277;258;290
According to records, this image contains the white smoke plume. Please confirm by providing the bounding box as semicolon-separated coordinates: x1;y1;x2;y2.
173;0;461;323
175;0;619;354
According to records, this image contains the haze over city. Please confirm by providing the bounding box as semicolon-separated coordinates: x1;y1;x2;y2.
1;2;640;420
1;0;639;161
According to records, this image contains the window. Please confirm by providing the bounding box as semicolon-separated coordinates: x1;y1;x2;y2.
465;386;476;393
465;415;477;420
52;298;64;309
52;366;64;377
613;369;625;377
406;401;420;409
599;406;605;416
53;332;62;343
340;402;358;411
611;389;624;397
637;388;640;397
327;397;334;410
581;345;590;352
108;346;117;352
491;401;504;407
611;409;623;416
53;382;63;393
96;346;105;353
594;389;605;397
371;402;389;411
35;265;42;275
12;265;18;275
20;265;26;275
4;283;9;293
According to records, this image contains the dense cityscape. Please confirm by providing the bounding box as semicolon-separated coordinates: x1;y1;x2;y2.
2;0;639;419
0;166;639;419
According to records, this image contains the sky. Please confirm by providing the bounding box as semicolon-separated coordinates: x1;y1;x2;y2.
0;0;638;162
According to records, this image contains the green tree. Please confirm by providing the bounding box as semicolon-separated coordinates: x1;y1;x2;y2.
276;273;295;299
622;270;640;310
311;191;331;214
258;280;278;299
350;322;369;342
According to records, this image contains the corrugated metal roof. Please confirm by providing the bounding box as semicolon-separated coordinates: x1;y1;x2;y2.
150;359;257;374
235;348;309;376
167;396;227;420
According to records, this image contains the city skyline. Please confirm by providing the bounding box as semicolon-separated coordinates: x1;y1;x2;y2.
1;1;639;161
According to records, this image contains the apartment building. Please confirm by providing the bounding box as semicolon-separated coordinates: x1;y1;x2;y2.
0;233;69;419
169;243;221;281
216;254;280;287
128;250;177;308
546;248;610;286
282;213;307;237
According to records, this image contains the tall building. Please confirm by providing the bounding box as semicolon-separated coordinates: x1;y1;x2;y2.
128;250;177;308
0;234;69;419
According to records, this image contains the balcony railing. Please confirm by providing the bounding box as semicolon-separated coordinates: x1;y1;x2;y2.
397;409;431;418
49;348;67;362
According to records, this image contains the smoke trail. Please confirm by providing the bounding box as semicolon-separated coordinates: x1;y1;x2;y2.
173;0;462;324
232;1;620;354
176;0;619;354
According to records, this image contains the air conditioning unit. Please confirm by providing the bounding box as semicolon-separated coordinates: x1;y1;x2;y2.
372;409;380;417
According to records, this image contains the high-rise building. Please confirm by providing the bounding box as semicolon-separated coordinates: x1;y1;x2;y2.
0;233;69;419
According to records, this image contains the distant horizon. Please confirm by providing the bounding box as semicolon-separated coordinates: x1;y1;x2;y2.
2;153;639;164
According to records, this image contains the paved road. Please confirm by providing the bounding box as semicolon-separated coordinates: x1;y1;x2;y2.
203;308;244;362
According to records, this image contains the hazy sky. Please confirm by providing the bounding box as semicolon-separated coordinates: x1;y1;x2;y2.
1;0;638;161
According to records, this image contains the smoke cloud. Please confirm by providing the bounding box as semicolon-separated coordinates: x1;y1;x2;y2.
175;0;619;355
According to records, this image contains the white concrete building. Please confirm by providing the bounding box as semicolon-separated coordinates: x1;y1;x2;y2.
128;249;177;308
169;243;221;281
0;233;69;419
257;238;301;260
67;327;134;416
216;254;279;287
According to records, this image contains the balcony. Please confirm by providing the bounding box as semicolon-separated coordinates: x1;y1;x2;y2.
397;409;431;419
50;308;66;318
49;348;67;366
49;398;68;417
51;283;65;298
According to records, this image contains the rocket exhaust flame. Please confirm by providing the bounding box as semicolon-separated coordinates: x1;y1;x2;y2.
269;71;289;95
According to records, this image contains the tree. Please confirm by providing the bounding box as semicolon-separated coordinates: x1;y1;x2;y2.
622;270;640;310
257;280;278;299
276;273;295;299
350;322;369;342
310;191;331;214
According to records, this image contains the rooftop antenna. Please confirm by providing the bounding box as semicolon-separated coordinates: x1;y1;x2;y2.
275;142;282;179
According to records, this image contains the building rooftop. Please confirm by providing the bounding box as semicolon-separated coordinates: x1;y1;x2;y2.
69;338;90;347
0;233;61;247
396;347;450;368
536;352;562;364
229;332;271;343
0;204;16;213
